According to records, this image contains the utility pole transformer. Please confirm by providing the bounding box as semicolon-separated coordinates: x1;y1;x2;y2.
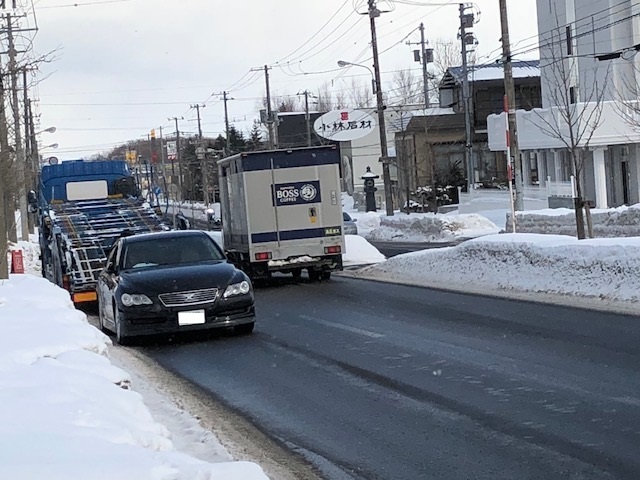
367;0;394;216
7;13;29;241
499;0;524;211
459;4;475;194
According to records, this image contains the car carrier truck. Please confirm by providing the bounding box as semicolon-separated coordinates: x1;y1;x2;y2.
30;159;167;304
218;146;345;280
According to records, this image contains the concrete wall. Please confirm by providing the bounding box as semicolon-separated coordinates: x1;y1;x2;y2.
508;205;640;236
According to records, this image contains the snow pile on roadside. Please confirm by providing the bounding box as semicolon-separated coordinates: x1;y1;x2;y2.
511;204;640;237
365;213;500;243
354;234;640;303
0;275;268;480
344;235;386;267
348;211;382;236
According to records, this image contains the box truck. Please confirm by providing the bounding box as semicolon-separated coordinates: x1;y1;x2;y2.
218;146;345;280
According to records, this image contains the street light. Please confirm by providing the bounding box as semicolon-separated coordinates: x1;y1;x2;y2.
337;60;376;95
40;143;59;150
37;126;56;135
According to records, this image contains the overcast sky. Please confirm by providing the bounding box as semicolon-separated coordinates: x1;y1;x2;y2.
31;0;538;160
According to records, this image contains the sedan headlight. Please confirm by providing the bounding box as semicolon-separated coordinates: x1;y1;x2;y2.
223;280;251;298
121;293;153;306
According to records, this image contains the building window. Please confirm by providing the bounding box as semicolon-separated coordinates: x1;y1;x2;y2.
569;86;577;104
565;25;573;55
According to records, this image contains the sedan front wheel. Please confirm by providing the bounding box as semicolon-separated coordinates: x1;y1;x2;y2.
114;309;132;346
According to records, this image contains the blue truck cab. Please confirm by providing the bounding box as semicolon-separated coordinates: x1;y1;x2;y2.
40;160;138;204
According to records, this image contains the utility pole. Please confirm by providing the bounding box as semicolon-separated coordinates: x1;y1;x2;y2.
499;0;524;211
7;13;28;240
459;3;475;194
0;71;8;278
297;90;315;147
168;116;183;200
223;91;231;156
419;23;437;209
191;103;208;205
191;103;204;139
419;23;430;110
158;125;166;187
23;70;34;234
28;99;38;194
254;65;275;149
367;0;394;216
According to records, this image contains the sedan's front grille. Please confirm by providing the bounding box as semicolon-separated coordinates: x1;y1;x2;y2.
158;288;219;307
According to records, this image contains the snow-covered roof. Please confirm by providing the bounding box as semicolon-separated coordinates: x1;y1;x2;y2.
444;60;540;85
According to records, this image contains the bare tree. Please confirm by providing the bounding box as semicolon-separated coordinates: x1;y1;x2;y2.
316;81;334;112
429;39;462;97
388;69;422;105
614;61;640;130
273;95;300;113
334;89;348;109
532;29;610;239
348;78;372;109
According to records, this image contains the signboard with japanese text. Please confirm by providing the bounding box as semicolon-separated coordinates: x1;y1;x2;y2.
313;109;377;142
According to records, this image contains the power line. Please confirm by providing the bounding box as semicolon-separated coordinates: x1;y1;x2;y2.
274;0;352;64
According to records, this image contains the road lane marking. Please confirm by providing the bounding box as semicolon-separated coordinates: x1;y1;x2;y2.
299;315;385;339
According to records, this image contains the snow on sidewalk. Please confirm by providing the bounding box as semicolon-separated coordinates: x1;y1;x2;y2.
352;233;640;307
351;211;501;243
0;274;268;480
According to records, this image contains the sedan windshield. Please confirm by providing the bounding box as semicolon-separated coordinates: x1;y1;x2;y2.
122;235;224;270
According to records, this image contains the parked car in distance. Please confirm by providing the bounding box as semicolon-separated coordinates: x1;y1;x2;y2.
343;211;358;236
96;230;255;345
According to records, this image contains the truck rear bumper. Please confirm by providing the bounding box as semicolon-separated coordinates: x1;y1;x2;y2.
266;254;342;272
72;290;98;304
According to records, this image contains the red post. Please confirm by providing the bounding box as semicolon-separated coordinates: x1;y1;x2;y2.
10;250;24;274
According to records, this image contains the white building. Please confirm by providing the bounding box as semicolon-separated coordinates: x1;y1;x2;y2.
487;0;640;208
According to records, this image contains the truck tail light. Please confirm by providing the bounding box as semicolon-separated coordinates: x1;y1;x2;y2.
324;246;341;254
255;252;272;261
62;275;71;291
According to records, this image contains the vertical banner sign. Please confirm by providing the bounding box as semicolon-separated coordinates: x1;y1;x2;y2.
167;141;177;161
11;250;24;274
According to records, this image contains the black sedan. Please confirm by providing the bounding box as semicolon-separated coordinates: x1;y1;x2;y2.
97;230;255;344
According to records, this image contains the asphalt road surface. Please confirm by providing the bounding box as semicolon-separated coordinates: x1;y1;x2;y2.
134;276;640;480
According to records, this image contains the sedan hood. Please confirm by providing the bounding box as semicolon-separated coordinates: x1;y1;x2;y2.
119;262;242;295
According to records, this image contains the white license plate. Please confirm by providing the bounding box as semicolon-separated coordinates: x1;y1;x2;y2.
178;310;206;326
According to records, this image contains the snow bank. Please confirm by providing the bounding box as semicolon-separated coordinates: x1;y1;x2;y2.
353;234;640;304
344;235;386;267
364;212;500;243
0;274;268;480
510;204;640;237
